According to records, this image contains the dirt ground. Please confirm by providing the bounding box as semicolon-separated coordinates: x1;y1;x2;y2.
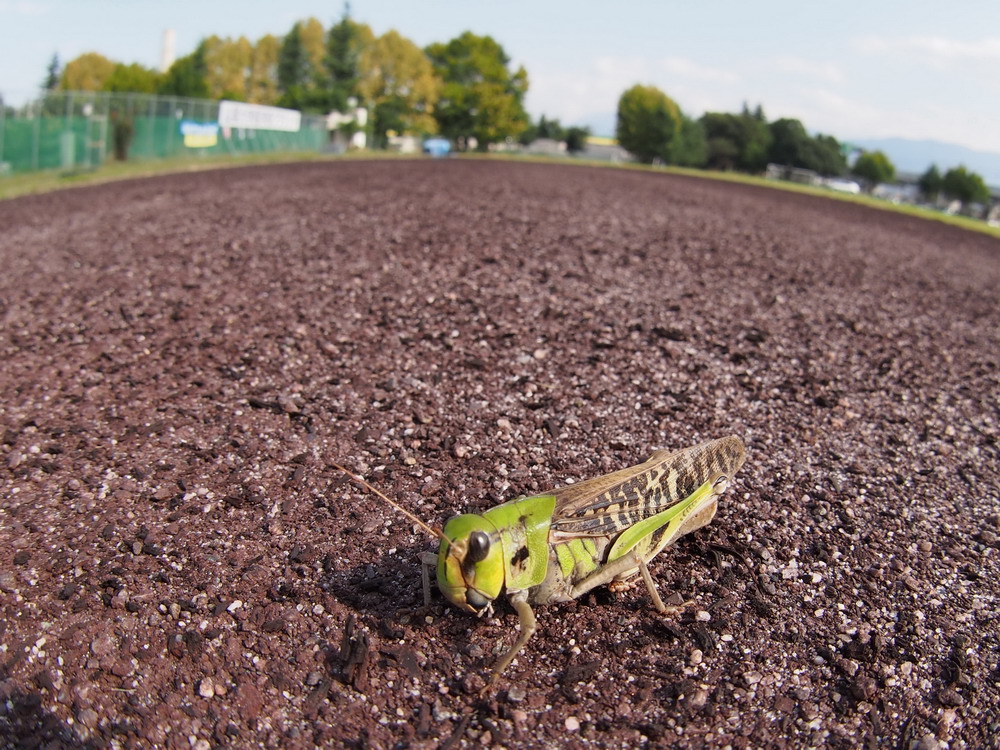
0;159;998;749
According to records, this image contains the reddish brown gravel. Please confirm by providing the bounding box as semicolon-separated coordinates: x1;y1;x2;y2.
1;159;998;749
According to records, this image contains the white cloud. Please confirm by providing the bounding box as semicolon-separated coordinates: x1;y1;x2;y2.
526;55;742;126
0;0;47;14
854;35;1000;64
524;44;1000;153
766;57;845;86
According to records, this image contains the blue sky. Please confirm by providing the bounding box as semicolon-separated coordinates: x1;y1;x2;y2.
2;0;998;154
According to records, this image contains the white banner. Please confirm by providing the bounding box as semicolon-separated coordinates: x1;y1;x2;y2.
218;101;302;132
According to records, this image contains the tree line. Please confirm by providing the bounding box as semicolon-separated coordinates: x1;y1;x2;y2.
45;10;531;151
615;84;991;204
39;12;993;202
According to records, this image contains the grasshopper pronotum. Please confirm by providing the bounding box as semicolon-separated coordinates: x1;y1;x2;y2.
336;435;746;682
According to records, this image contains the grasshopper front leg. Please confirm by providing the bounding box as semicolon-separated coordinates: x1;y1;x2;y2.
419;551;438;607
489;590;536;684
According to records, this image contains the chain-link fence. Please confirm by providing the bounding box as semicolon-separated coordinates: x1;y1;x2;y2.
0;91;329;176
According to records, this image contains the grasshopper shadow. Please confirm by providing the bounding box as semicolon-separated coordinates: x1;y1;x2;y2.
0;687;102;749
324;539;434;618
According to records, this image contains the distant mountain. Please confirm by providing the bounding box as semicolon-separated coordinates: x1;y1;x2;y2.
848;137;1000;187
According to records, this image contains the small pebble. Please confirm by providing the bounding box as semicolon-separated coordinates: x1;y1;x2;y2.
90;634;115;658
198;677;215;699
507;685;526;703
689;688;709;708
695;610;711;622
564;716;580;732
689;648;703;666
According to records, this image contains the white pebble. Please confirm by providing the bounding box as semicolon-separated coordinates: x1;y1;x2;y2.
564;716;580;731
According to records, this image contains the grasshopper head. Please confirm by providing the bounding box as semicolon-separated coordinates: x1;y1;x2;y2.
437;514;504;616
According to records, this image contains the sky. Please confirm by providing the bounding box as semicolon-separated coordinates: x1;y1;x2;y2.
2;0;998;156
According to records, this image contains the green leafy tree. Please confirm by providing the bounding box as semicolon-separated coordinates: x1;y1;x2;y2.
700;107;771;172
158;43;209;98
426;31;529;150
767;118;845;175
768;118;811;167
700;112;741;170
300;17;327;80
103;63;161;94
806;134;847;176
941;166;990;204
203;35;255;101
249;34;281;104
277;22;312;107
326;9;373;111
358;29;440;145
852;150;895;189
918;165;943;201
667;115;708;167
43;54;60;91
739;104;771;172
536;115;565;141
520;114;566;145
564;126;590;154
615;84;681;164
61;52;116;91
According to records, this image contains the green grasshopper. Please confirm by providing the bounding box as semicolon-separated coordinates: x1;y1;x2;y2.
335;435;746;682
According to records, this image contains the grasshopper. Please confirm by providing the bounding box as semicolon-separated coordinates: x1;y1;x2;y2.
335;435;746;682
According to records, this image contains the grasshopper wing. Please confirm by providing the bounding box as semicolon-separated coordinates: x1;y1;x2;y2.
548;436;745;537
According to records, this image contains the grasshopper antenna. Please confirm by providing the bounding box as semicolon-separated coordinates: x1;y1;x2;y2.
331;462;445;542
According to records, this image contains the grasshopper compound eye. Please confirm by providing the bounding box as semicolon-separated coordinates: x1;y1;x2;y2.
466;530;491;564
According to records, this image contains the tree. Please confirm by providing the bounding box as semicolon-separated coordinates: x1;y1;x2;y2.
768;118;810;167
667;115;708;167
277;22;312;107
615;84;681;164
103;63;161;94
249;35;281;104
700;106;771;172
941;166;989;204
61;52;116;91
918;165;943;202
426;31;529;149
806;134;847;176
300;17;327;82
158;43;209;98
564;126;590;154
852;150;895;189
767;119;845;176
738;104;771;172
326;10;373;111
204;35;254;101
42;54;60;91
358;29;441;144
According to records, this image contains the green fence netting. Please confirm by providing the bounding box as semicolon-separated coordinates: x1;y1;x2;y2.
0;91;329;176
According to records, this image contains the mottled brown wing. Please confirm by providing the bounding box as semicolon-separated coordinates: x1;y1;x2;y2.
548;436;746;537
